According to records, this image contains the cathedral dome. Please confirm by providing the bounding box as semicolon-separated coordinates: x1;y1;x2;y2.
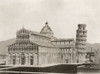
40;22;54;35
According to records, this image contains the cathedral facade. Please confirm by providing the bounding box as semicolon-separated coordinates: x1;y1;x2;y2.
6;22;86;66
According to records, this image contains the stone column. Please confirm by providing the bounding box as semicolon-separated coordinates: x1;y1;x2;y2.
6;53;11;65
34;53;38;65
33;53;38;65
10;53;13;65
25;53;29;65
28;53;31;65
19;53;21;65
16;53;19;65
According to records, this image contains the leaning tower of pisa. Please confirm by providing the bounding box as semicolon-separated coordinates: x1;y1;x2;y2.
76;24;87;63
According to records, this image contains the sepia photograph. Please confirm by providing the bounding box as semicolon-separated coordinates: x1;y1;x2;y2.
0;0;100;74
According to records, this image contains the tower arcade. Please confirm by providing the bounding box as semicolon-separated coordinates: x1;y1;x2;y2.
76;24;87;63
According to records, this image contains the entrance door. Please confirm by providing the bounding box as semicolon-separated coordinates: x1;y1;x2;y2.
21;53;25;65
65;59;68;63
13;56;16;65
13;58;16;65
30;56;34;65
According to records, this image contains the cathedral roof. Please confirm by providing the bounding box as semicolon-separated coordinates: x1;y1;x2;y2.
40;22;54;34
52;38;74;42
30;31;50;38
16;26;51;39
7;41;38;47
31;41;55;47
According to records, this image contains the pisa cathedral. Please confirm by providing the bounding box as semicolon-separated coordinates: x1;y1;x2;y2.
6;22;87;66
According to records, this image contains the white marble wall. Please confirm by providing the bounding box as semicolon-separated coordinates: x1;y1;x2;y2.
7;52;38;65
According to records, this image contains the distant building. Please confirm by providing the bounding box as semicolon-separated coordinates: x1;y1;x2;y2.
94;49;100;64
0;54;6;64
86;51;95;63
6;22;76;66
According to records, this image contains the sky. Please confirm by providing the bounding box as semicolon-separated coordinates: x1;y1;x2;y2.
0;0;100;43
